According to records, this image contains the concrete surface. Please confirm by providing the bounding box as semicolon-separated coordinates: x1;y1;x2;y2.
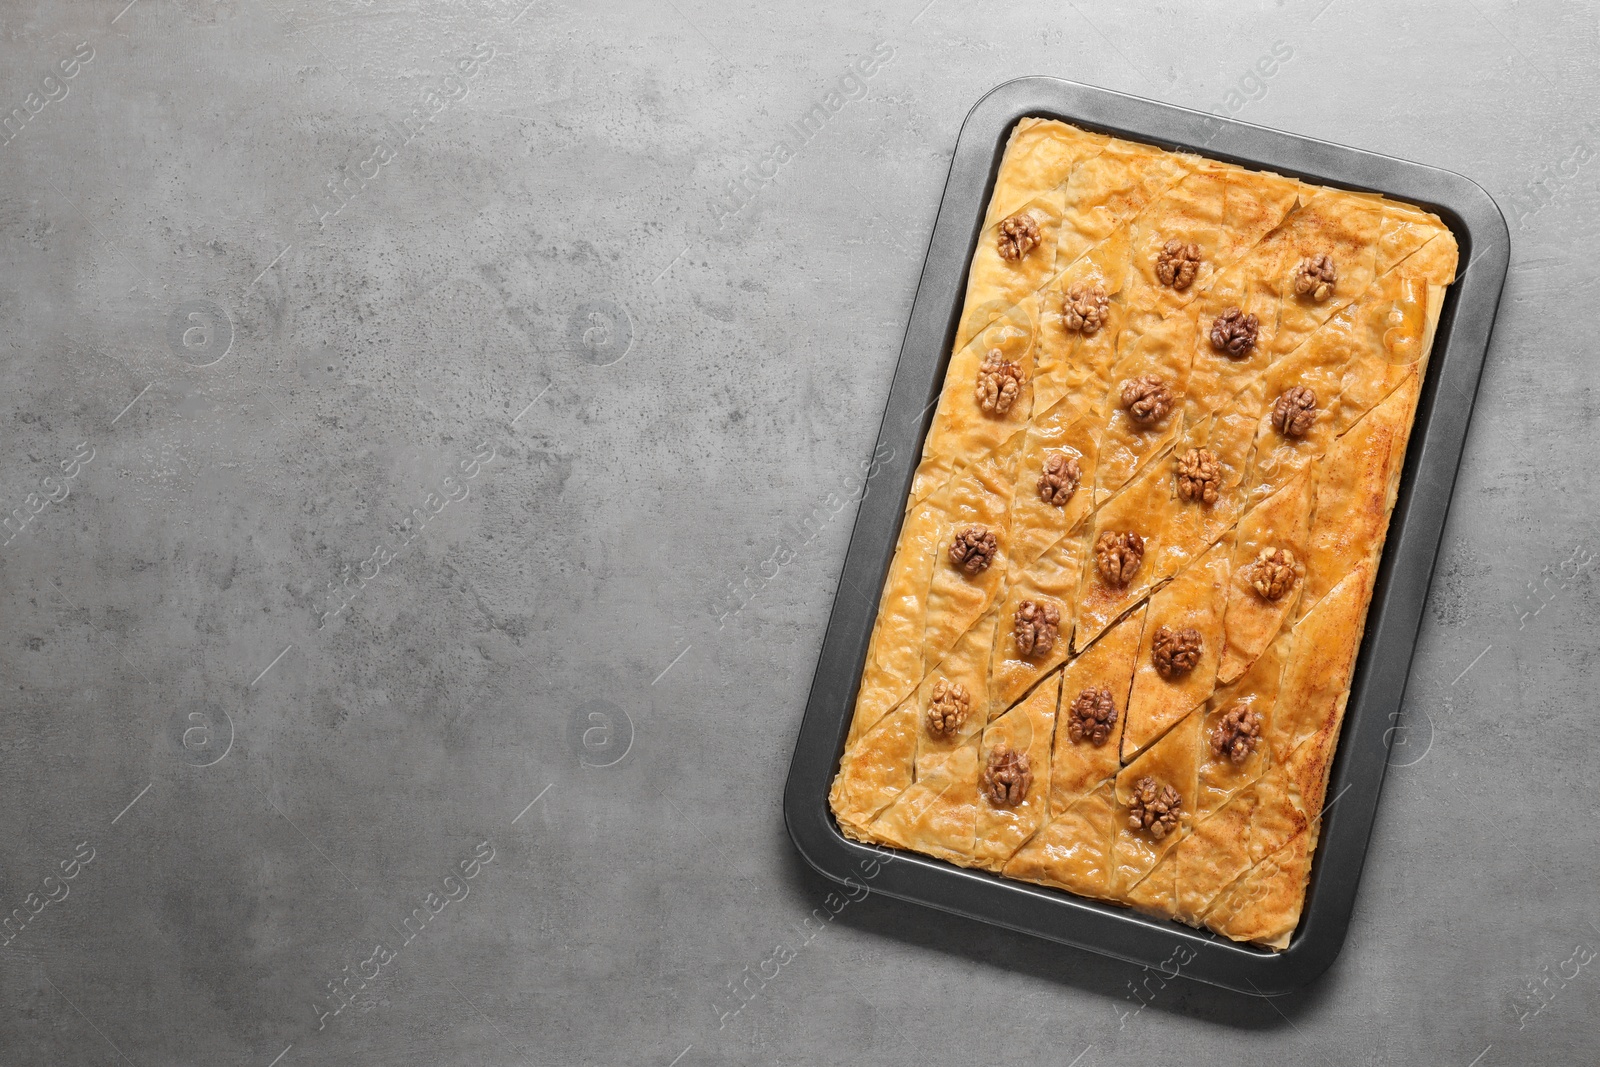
0;1;1595;1064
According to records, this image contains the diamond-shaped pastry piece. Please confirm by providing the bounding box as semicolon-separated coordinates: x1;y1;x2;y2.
1121;539;1231;761
867;736;983;868
1201;829;1311;949
972;673;1061;872
988;535;1087;719
981;118;1111;233
1001;778;1119;900
1035;259;1127;414
1056;140;1192;268
845;483;949;747
913;611;1000;778
1112;708;1201;897
1173;782;1262;925
1332;268;1433;430
921;443;1018;677
1125;848;1179;920
1072;460;1173;652
1196;628;1291;821
1050;604;1146;816
1378;200;1459;279
909;302;1035;508
1265;565;1372;764
1267;190;1384;360
955;199;1062;345
1094;310;1197;499
1217;469;1314;685
831;694;921;839
1298;379;1416;621
1006;393;1102;570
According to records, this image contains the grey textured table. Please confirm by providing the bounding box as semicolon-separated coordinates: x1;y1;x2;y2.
0;2;1594;1065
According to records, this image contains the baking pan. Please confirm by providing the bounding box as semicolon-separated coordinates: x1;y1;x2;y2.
783;76;1509;995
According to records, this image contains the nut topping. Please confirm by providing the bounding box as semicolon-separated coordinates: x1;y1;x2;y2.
1068;686;1118;746
1209;306;1260;358
1127;776;1183;839
997;213;1041;261
1210;704;1263;765
1152;625;1203;679
949;525;998;575
925;679;971;739
1155;238;1201;290
1293;253;1337;301
1120;374;1172;425
1037;452;1082;506
1013;598;1061;658
1272;385;1317;438
1095;530;1145;587
1248;547;1298;601
1064;283;1110;335
976;349;1024;415
982;746;1032;808
1177;447;1220;505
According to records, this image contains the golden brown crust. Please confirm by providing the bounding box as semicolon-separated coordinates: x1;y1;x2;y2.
829;117;1455;950
981;119;1111;230
844;488;947;746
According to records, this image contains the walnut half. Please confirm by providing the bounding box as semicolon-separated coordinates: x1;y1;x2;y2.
1068;686;1118;746
1272;385;1317;438
1293;253;1337;301
1177;447;1220;505
949;525;998;575
1120;374;1172;425
998;213;1041;261
1127;776;1183;839
1064;284;1110;335
976;349;1024;415
982;746;1032;808
1248;547;1298;601
1095;530;1145;587
1210;704;1262;765
1209;306;1259;358
1155;239;1201;290
1152;625;1203;679
1013;598;1060;658
925;680;971;738
1037;453;1081;506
